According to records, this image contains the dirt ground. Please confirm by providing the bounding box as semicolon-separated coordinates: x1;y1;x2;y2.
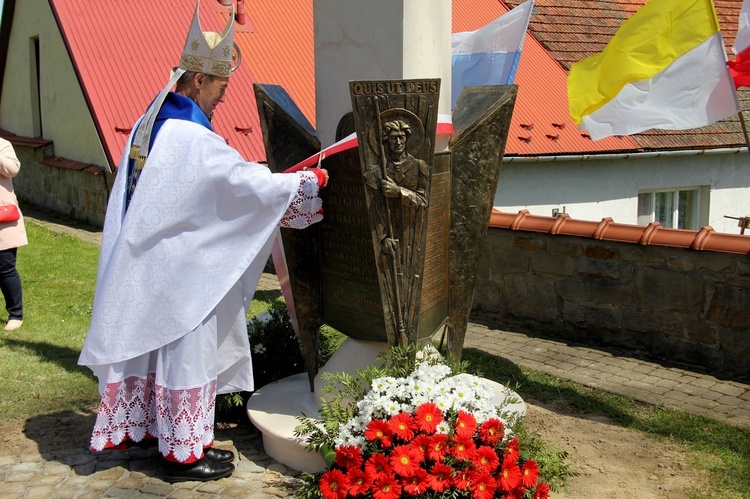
0;400;710;498
524;402;710;498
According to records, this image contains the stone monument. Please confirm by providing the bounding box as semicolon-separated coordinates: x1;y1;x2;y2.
247;0;522;472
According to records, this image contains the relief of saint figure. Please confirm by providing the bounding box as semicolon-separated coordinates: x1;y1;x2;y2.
364;109;431;342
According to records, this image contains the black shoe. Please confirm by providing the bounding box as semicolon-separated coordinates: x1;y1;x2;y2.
204;447;235;464
162;458;235;483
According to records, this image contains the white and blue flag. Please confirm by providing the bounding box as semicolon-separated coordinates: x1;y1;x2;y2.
451;0;534;109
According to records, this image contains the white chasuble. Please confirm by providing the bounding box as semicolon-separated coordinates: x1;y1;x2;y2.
80;118;322;460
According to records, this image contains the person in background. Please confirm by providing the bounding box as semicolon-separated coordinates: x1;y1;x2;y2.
0;137;27;332
78;0;328;483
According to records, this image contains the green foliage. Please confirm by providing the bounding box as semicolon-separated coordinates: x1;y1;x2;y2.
318;324;346;366
248;300;306;386
216;301;348;421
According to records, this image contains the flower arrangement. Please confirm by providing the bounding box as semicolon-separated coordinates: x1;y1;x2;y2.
296;344;567;499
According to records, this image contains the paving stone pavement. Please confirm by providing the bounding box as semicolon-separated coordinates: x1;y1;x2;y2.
3;209;746;497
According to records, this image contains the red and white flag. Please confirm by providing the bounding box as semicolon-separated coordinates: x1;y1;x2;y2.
728;0;750;88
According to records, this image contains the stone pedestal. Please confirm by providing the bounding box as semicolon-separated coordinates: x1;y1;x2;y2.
247;338;527;473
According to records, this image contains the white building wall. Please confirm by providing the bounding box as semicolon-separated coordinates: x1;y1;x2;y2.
0;0;108;167
314;0;451;148
495;152;750;235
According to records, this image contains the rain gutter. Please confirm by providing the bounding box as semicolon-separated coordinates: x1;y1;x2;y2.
503;147;749;162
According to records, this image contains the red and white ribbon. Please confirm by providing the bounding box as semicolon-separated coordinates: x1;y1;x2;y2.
283;114;454;173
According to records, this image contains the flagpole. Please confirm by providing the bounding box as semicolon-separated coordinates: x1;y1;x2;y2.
710;0;750;155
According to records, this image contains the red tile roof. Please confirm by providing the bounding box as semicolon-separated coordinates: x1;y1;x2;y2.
505;0;750;151
43;0;750;169
49;0;267;166
453;0;639;155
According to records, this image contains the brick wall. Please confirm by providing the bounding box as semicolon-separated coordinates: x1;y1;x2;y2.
473;227;750;379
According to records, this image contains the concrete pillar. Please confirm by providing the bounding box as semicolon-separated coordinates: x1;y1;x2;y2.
314;0;452;148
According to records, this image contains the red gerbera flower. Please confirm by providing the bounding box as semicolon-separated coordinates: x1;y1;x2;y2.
453;469;471;490
318;469;348;499
427;433;449;462
533;482;551;499
427;463;454;493
449;434;476;461
467;471;497;499
334;444;364;470
498;458;522;492
471;445;500;473
455;410;478;438
390;444;421;477
365;419;394;448
478;418;505;446
372;475;402;499
388;412;416;441
365;453;393;479
345;467;373;497
507;486;527;499
414;402;443;434
400;467;430;496
411;434;432;459
521;459;540;488
504;437;520;462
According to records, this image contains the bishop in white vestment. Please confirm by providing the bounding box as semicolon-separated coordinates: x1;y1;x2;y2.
78;0;328;482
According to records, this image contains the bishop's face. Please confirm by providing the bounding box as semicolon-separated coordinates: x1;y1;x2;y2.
194;74;230;122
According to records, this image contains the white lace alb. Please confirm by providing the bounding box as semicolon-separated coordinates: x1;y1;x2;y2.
91;374;216;463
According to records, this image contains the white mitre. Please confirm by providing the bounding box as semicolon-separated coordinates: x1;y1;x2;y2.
130;0;240;166
179;0;237;78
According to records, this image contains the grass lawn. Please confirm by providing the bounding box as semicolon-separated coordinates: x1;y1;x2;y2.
0;223;101;419
1;221;748;497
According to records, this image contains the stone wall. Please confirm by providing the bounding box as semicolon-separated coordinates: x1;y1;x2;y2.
10;141;111;227
473;227;750;379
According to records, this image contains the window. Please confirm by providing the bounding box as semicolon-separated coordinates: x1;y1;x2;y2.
637;187;707;230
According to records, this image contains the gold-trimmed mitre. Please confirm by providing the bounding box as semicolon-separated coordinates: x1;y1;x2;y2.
179;0;236;78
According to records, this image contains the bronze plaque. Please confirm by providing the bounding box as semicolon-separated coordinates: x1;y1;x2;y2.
418;152;450;338
319;148;387;340
349;79;446;345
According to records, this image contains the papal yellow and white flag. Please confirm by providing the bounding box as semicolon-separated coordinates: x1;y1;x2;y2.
568;0;739;141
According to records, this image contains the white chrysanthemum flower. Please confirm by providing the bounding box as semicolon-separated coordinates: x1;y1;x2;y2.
334;426;357;447
384;377;399;388
252;344;266;354
414;363;451;382
370;377;391;394
410;394;431;408
435;420;451;435
376;399;404;416
433;395;452;413
251;311;272;326
435;380;452;395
